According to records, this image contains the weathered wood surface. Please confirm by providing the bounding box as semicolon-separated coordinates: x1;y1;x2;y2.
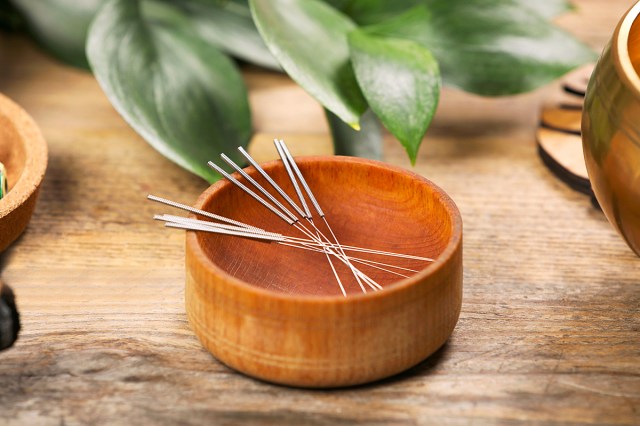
0;1;638;424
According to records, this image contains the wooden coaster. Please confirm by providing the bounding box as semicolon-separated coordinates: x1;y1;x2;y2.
536;64;594;197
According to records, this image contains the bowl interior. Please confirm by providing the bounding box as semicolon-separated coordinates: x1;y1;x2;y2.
195;157;458;297
0;113;26;193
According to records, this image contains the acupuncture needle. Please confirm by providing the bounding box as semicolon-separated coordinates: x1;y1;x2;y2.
152;151;431;294
208;159;357;293
268;141;350;273
214;156;382;293
150;193;421;270
236;146;432;262
239;145;425;284
161;219;406;280
150;193;433;262
267;142;360;291
277;141;436;265
164;221;285;242
219;153;347;296
208;161;295;226
156;214;420;276
233;149;339;258
276;139;354;269
147;194;263;232
277;139;402;272
273;139;367;292
238;146;307;219
237;145;334;249
208;160;352;294
220;153;299;223
277;242;412;278
154;214;282;238
213;156;328;253
273;140;376;293
274;139;382;291
280;235;434;262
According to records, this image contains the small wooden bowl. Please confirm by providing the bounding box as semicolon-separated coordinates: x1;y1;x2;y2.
185;157;462;388
0;94;48;253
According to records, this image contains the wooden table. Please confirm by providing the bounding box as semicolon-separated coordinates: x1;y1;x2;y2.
1;1;638;423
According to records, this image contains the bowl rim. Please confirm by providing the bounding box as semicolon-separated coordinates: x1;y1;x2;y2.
186;155;462;304
615;0;640;96
0;93;48;220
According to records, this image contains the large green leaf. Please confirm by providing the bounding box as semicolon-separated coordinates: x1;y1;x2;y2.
250;0;367;128
87;0;251;182
168;0;280;70
326;109;382;159
11;0;104;69
365;1;596;96
325;0;572;25
349;31;439;163
323;0;421;25
514;0;575;19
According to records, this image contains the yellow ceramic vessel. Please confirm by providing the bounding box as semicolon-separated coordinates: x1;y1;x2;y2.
582;1;640;256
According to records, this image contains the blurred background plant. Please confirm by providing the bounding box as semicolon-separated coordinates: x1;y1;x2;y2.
1;0;595;182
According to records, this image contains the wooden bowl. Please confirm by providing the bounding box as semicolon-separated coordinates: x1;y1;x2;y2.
582;1;640;256
0;93;48;253
185;156;462;388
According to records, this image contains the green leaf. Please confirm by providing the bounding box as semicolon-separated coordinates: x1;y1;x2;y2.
514;0;575;19
87;0;251;182
324;0;422;25
11;0;104;69
250;0;367;127
365;1;596;96
326;109;382;159
325;0;573;25
166;0;280;70
349;31;439;163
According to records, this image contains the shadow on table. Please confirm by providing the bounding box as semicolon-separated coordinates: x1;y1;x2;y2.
349;342;452;391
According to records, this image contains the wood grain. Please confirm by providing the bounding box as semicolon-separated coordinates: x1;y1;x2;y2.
0;0;639;423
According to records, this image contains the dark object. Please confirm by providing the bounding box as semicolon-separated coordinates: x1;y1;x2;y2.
562;82;587;97
0;282;20;350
